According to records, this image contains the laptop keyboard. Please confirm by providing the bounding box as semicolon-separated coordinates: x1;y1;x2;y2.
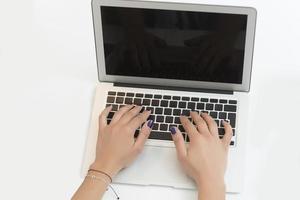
105;91;237;146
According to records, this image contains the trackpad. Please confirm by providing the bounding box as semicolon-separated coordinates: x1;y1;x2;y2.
113;145;195;189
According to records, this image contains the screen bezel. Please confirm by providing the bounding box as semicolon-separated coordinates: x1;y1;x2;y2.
92;0;257;92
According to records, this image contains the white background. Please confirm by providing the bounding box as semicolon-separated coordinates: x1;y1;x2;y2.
0;0;300;199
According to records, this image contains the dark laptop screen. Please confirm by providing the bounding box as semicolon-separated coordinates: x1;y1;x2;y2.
100;6;248;84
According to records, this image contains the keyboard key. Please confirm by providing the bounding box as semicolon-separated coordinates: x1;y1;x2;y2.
219;99;227;103
149;131;172;140
151;99;159;106
232;129;236;136
126;93;134;97
125;97;133;104
178;125;185;132
107;96;115;103
179;102;186;108
197;103;205;110
215;119;220;126
119;104;126;108
146;107;154;113
145;94;153;98
156;115;164;122
169;101;177;108
160;100;169;107
163;95;171;100
135;93;143;97
187;102;196;110
152;123;159;130
210;111;218;118
215;104;223;111
142;99;151;106
154;94;162;99
165;116;173;123
106;104;111;107
218;128;225;135
201;98;209;102
182;109;190;116
174;117;181;124
182;96;190;101
133;98;142;105
219;112;227;119
108;91;116;96
229;100;237;104
160;123;168;131
140;106;145;113
164;108;172;115
205;103;214;110
230;141;235;146
210;98;218;103
186;135;190;142
172;96;180;100
112;104;118;111
224;105;237;112
155;108;163;114
134;129;139;137
107;119;111;125
191;97;199;101
116;97;124;104
148;114;155;121
228;113;236;128
117;92;125;96
107;111;115;119
173;109;181;116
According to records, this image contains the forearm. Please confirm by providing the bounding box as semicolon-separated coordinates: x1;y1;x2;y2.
72;171;109;200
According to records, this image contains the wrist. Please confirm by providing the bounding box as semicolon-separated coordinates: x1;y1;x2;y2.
90;161;121;179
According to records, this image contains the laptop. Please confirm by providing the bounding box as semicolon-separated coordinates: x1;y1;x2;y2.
82;0;256;193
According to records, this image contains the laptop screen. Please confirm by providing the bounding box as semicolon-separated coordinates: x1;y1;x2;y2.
100;6;248;84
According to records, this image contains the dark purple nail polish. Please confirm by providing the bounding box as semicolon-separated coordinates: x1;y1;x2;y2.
170;126;177;135
147;120;154;128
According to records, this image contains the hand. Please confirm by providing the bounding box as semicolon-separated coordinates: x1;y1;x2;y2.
171;112;233;190
90;105;153;178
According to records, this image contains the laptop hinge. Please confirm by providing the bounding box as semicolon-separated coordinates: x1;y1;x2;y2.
113;82;234;95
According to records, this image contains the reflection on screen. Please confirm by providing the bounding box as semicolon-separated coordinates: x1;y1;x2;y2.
100;6;247;84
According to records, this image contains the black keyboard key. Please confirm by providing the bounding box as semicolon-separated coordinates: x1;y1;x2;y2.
202;110;209;114
140;106;145;113
147;114;155;121
224;105;237;112
205;103;214;110
107;112;115;119
149;131;172;140
145;94;153;98
126;93;134;97
186;135;190;142
134;129;139;138
152;123;159;130
230;141;235;146
178;125;185;132
182;96;190;101
160;100;169;107
182;109;190;116
107;96;115;103
165;116;173;123
191;97;199;101
142;99;151;106
154;94;162;99
228;113;236;128
218;128;225;135
215;104;223;111
112;104;118;111
210;111;218;118
160;123;168;131
219;112;227;119
133;98;142;105
119;104;126;108
155;108;163;114
187;102;196;110
117;92;125;96
201;98;209;102
173;109;181;116
219;99;227;103
156;115;164;122
108;91;116;96
151;99;159;106
210;98;218;103
229;100;237;104
125;97;133;104
146;107;154;113
215;119;220;126
169;101;177;108
233;129;235;136
106;104;111;107
164;108;172;115
116;97;124;104
197;103;205;110
163;95;171;100
172;96;180;100
178;101;186;108
135;93;143;98
174;117;181;124
107;119;111;125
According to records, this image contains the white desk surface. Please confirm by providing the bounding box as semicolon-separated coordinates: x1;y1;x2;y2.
0;0;300;199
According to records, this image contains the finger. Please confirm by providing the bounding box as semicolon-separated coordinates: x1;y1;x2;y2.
222;120;233;147
98;105;112;129
190;112;210;135
128;110;151;130
180;116;199;141
200;113;219;137
110;105;134;125
119;106;143;124
133;120;153;154
170;126;187;162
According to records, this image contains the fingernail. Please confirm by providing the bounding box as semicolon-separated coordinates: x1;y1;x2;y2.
147;120;154;128
170;126;177;135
